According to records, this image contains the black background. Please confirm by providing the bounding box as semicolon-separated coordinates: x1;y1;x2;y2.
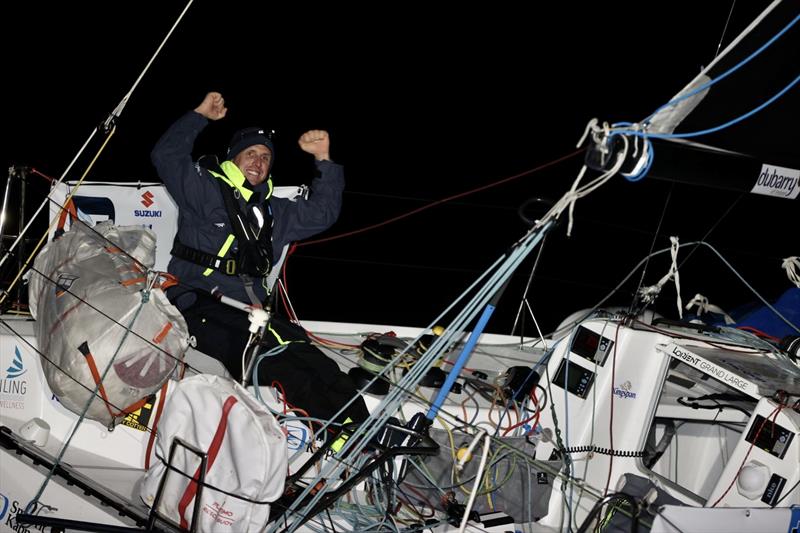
4;2;797;335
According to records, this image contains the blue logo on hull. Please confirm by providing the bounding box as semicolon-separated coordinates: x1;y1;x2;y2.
6;347;26;379
0;492;9;521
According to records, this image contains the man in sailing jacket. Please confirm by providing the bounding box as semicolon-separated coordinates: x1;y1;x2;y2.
152;91;368;424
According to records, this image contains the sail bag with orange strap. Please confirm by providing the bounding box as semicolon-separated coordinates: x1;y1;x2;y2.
28;218;190;427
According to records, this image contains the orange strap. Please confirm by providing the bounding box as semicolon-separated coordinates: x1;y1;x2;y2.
56;198;78;235
157;272;180;290
78;341;149;419
144;380;170;470
57;198;78;231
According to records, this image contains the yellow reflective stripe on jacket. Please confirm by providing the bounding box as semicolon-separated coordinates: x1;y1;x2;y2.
210;161;254;201
210;161;274;201
202;234;236;276
203;163;249;276
201;161;274;276
330;417;353;453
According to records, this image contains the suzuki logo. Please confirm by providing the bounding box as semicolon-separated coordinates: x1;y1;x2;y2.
141;191;155;208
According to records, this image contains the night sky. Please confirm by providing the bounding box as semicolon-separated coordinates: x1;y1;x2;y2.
4;2;797;335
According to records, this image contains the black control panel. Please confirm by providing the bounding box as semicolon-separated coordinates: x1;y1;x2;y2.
745;415;794;460
570;325;614;366
553;358;595;399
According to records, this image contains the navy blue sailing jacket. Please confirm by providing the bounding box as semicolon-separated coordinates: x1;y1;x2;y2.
152;111;344;304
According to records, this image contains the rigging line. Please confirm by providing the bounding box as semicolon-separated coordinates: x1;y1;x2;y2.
307;244;518;445
603;323;623;497
692;242;800;334
356;244;568;454
510;232;548;341
26;193;260;318
42;193;154;271
25;264;185;366
288;253;484;273
572;350;599;527
554;239;800;339
493;346;551;439
282;151;632;527
635;317;780;354
277;231;551;531
0;127;116;305
0;130;99;273
522;299;549;352
26;299;149;514
324;509;338;533
105;0;196;124
297;148;584;247
404;432;602;501
713;0;739;61
677;193;742;269
0;319;137;416
0;1;195;277
629;181;674;314
643;2;792;124
645;73;800;139
345;189;520;211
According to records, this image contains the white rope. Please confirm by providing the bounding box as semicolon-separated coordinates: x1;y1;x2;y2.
273;119;639;532
535;119;630;238
685;293;735;324
106;0;196;124
0;0;196;274
458;433;491;533
456;428;487;472
782;256;800;288
638;236;683;318
576;118;599;148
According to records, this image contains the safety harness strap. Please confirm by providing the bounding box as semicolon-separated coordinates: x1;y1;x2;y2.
171;238;240;276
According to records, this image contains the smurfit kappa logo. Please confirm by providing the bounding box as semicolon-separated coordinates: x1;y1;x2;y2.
141;191;155;207
6;346;26;379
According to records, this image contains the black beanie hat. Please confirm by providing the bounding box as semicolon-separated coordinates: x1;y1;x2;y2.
227;127;275;161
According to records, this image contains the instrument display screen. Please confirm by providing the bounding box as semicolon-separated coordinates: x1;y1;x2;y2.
571;325;614;366
745;415;794;459
553;358;595;399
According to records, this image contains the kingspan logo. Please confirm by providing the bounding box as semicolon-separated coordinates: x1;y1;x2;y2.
613;380;637;400
6;347;26;379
